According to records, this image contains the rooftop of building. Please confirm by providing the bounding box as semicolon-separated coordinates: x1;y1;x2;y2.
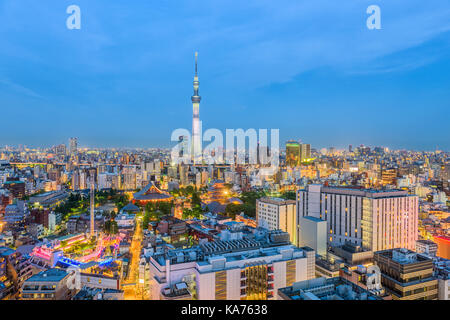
257;197;296;205
121;202;140;212
434;258;450;279
301;216;324;223
315;256;343;272
338;241;368;254
161;282;191;299
25;268;68;283
203;201;227;214
187;223;218;235
375;248;432;265
72;286;123;300
133;182;173;201
3;180;24;184
0;246;16;257
236;212;256;220
158;215;185;224
55;233;84;242
202;211;230;221
278;276;382;300
301;184;413;198
416;239;438;246
29;190;65;199
152;229;303;267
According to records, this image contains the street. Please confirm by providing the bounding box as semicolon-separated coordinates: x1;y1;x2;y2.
122;218;144;300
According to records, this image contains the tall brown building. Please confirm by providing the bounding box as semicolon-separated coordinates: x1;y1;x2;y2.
30;208;50;228
374;248;438;300
3;179;25;199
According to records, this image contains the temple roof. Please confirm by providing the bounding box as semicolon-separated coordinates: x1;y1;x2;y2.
122;202;140;212
133;181;173;201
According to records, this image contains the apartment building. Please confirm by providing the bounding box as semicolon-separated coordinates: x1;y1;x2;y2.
0;246;33;299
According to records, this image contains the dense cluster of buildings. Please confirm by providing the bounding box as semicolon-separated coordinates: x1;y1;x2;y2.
0;54;448;301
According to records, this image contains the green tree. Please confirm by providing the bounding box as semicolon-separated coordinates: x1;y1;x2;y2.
281;191;296;200
182;206;204;220
114;194;129;211
237;191;266;217
225;203;243;218
191;192;202;207
184;185;195;195
142;211;151;230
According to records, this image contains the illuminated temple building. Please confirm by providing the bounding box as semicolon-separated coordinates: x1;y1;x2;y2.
132;181;173;205
201;180;242;214
206;180;229;204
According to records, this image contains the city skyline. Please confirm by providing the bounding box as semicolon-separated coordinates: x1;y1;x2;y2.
0;138;448;153
1;0;450;305
1;1;449;150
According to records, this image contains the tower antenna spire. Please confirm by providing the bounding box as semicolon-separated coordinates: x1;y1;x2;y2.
191;51;201;165
195;51;198;75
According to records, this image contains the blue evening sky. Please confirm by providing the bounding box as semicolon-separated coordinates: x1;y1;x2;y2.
0;0;449;150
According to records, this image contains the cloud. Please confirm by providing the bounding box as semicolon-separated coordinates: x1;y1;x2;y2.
1;0;449;86
0;78;42;99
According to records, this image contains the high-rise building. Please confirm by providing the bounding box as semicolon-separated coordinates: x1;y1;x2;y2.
439;164;450;182
3;179;25;199
30;208;50;229
69;138;78;157
179;136;189;160
179;165;188;186
53;144;67;156
4;201;27;226
71;170;80;190
296;184;418;252
79;170;88;190
256;197;297;245
374;248;438;300
89;169;96;237
300;143;311;163
191;52;202;165
286;140;300;168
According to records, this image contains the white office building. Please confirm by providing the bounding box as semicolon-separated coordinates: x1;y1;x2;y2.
256;197;297;245
296;184;418;252
298;215;327;257
148;230;315;300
